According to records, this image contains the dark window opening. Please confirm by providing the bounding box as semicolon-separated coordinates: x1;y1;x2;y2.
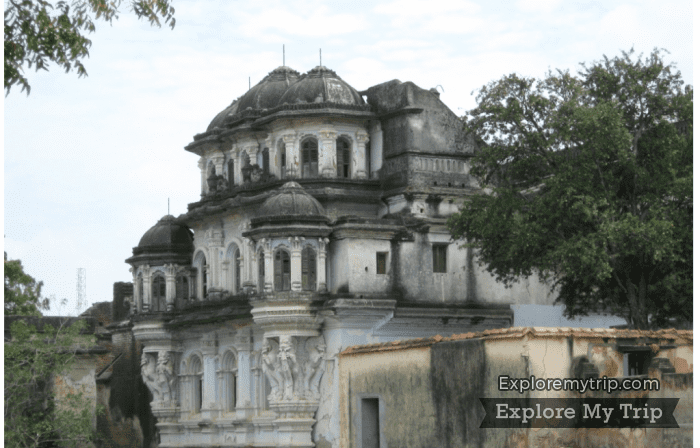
302;139;319;178
262;148;270;174
258;251;265;293
280;145;287;178
337;138;350;178
274;250;291;291
234;248;241;293
361;398;380;448
176;275;188;307
228;159;235;189
376;252;387;275
202;266;208;298
626;351;652;376
432;244;448;273
151;275;166;311
302;247;317;291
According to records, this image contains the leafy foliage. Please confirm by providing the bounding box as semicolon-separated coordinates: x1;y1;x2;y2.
5;255;98;448
4;252;48;316
448;49;692;329
4;0;176;95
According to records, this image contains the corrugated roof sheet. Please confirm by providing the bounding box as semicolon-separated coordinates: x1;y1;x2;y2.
339;327;693;356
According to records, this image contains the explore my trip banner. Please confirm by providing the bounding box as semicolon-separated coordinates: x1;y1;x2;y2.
478;398;679;428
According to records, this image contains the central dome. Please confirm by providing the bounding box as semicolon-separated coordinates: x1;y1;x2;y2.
278;66;364;106
258;182;326;217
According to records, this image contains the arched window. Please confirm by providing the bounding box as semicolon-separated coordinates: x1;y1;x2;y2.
176;275;189;308
226;244;241;294
151;274;166;311
262;148;270;175
222;351;237;412
190;356;203;412
302;247;317;291
258;249;265;293
301;138;318;178
278;140;287;178
194;252;207;300
274;249;291;291
336;138;351;178
234;249;241;294
137;273;144;310
227;159;235;189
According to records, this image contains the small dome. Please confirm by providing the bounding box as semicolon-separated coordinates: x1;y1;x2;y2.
137;215;193;249
258;182;325;217
127;215;194;266
278;66;365;106
206;66;301;131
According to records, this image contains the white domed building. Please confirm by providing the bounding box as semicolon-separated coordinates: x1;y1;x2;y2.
122;65;558;447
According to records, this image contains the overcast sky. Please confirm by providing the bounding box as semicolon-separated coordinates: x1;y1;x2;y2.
4;0;694;316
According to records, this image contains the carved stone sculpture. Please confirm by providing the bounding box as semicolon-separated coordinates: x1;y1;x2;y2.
261;335;326;404
141;352;160;403
156;351;177;405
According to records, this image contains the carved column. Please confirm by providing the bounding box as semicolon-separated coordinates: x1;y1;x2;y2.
206;228;225;298
289;237;303;291
198;157;207;197
354;130;369;179
370;120;383;179
130;266;141;313
200;334;218;419
221;260;230;293
263;239;273;293
142;265;152;312
165;264;176;311
234;330;253;413
283;134;297;178
242;237;255;291
317;238;329;292
140;349;180;424
212;154;225;176
319;128;337;178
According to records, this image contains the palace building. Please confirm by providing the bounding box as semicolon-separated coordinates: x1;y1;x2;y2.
115;64;558;447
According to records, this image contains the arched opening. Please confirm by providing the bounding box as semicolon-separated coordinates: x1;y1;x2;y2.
302;247;317;291
176;275;189;308
262;148;270;175
336;138;351;178
278;140;287;178
222;351;237;412
226;243;240;294
190;356;203;412
301;138;318;178
151;274;166;311
227;159;235;189
274;249;291;291
194;252;207;300
258;249;265;293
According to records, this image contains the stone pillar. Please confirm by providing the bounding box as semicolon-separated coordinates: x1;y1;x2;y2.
242;238;255;291
222;260;230;293
198;157;207;197
317;238;329;292
283;134;298;178
206;229;224;293
370;120;383;179
232;147;243;186
289;237;303;291
142;265;151;311
130;266;140;313
319;128;337;178
200;334;218;419
263;239;273;293
354;130;369;179
234;330;253;415
165;264;176;311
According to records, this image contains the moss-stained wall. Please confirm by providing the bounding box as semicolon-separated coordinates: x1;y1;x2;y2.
341;348;437;448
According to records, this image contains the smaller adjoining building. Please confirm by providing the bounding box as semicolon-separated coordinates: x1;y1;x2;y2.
338;327;693;448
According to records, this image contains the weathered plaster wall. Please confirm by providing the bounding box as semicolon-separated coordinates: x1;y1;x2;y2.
329;238;392;294
340;347;436;448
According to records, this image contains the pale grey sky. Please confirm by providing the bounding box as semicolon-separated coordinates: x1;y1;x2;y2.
4;0;694;315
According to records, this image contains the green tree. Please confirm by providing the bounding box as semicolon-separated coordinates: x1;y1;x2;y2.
448;49;692;330
4;252;48;316
4;0;176;95
4;255;97;448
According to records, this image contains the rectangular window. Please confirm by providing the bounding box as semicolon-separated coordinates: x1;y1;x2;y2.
624;351;651;376
376;252;387;275
432;244;448;273
361;398;380;448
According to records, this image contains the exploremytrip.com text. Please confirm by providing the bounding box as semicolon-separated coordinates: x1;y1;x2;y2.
498;375;660;394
